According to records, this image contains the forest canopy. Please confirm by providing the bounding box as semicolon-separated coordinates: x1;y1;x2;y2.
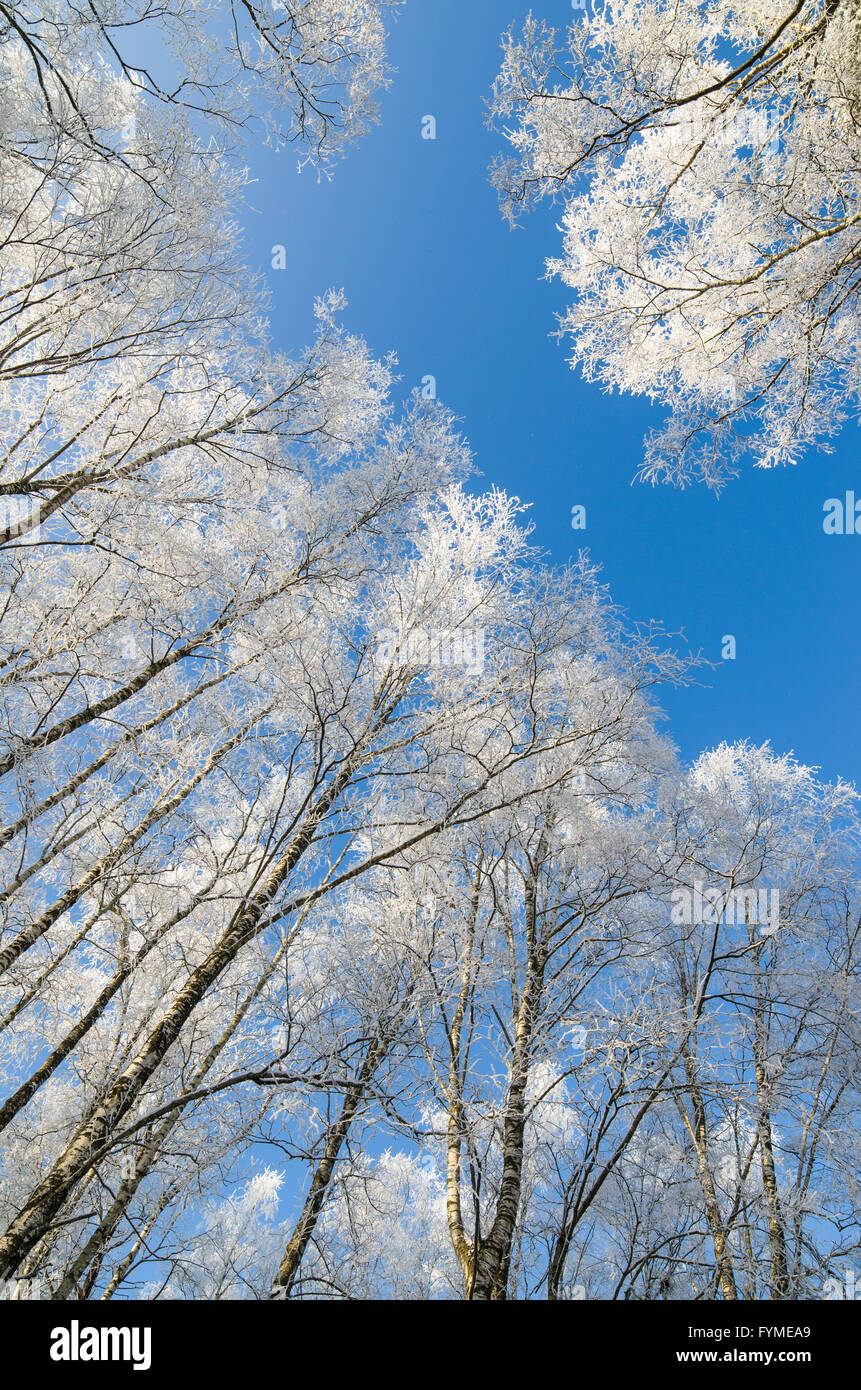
0;1;858;1302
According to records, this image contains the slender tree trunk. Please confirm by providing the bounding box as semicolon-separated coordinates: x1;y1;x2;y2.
470;874;544;1301
442;874;481;1294
99;1180;183;1300
750;950;789;1299
679;1058;738;1301
270;1026;394;1299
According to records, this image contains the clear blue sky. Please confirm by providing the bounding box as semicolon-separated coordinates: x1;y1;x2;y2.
240;0;860;788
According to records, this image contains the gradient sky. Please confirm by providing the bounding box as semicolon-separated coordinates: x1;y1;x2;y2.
239;0;860;790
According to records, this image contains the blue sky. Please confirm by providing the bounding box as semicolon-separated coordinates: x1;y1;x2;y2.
240;0;860;789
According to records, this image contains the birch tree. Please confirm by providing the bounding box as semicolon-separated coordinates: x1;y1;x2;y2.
652;743;861;1298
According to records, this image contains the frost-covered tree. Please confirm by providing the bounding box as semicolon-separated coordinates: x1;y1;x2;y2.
1;0;397;168
645;743;861;1299
491;1;861;487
